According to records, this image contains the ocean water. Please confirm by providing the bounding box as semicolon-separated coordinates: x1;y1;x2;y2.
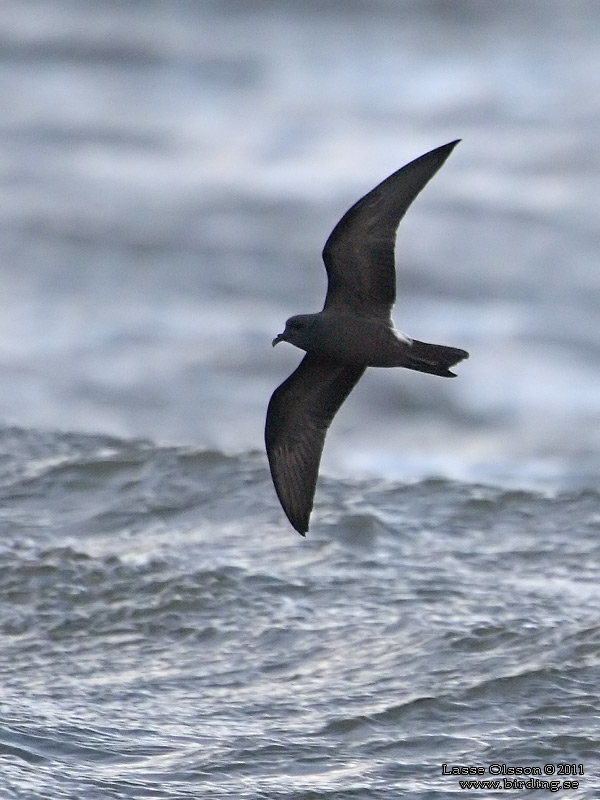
0;1;599;798
2;428;599;799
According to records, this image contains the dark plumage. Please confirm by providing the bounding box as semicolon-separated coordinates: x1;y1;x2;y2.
266;141;468;535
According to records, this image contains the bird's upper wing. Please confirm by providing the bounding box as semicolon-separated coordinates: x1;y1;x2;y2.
322;140;460;319
265;353;366;535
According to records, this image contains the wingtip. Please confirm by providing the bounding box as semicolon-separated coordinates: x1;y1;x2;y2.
412;139;461;174
282;505;310;536
291;517;309;536
438;139;461;156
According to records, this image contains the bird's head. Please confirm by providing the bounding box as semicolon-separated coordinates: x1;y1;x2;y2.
272;314;318;352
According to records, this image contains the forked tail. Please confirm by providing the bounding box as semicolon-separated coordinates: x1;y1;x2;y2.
405;339;469;377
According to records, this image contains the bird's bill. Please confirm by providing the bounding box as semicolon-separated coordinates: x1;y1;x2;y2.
272;333;285;347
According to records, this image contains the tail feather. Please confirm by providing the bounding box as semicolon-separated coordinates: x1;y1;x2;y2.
405;339;469;377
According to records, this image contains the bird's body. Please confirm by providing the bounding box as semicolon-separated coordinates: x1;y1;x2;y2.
275;311;465;373
275;311;408;366
266;141;469;535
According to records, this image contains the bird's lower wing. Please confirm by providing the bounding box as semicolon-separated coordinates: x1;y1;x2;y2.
265;353;366;535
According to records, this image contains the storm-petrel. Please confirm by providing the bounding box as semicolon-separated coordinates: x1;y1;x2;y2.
266;141;468;535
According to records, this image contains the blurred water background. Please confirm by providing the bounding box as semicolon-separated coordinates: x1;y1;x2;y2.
0;1;599;798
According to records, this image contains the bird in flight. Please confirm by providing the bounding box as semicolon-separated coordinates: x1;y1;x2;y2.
265;140;468;535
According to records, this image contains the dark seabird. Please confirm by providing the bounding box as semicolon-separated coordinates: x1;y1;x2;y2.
265;141;468;535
